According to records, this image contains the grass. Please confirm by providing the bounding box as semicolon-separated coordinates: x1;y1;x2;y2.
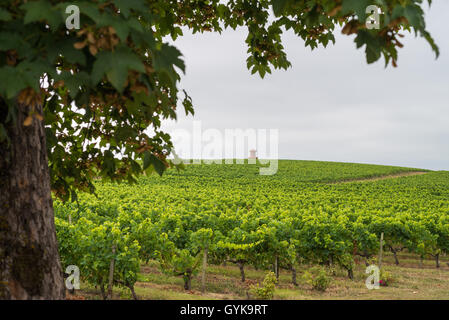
71;251;449;300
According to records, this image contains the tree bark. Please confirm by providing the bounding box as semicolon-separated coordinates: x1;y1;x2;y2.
107;244;116;299
393;251;399;265
291;266;297;286
389;246;400;265
0;102;64;299
128;284;138;300
201;246;208;293
183;273;192;291
115;280;138;300
347;268;354;280
237;262;245;283
274;256;279;282
100;284;106;300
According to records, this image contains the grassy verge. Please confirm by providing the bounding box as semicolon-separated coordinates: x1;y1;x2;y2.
70;251;449;300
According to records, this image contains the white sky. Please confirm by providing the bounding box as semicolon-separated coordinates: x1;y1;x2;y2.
162;1;449;171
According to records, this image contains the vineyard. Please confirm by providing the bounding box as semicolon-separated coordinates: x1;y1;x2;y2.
54;160;449;299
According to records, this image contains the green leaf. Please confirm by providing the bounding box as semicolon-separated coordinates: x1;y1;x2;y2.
98;15;130;42
143;151;165;176
422;30;439;58
71;1;100;22
115;127;138;142
152;44;185;87
341;0;371;22
113;0;146;19
103;150;116;175
61;41;87;66
391;5;405;20
355;30;381;64
403;5;424;29
271;0;290;17
0;32;27;53
0;66;28;99
142;151;151;170
21;0;63;30
0;8;11;21
57;71;91;98
91;46;145;92
365;45;381;64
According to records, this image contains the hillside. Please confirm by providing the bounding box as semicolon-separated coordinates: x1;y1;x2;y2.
54;160;449;300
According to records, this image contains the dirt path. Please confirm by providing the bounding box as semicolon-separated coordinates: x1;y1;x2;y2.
330;171;428;184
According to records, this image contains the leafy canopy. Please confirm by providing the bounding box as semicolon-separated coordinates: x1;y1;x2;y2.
0;0;438;201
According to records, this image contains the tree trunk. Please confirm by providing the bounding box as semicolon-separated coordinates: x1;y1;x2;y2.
0;102;64;299
100;284;106;300
237;262;245;282
274;256;279;282
276;257;280;282
107;244;116;299
390;247;400;265
183;273;192;291
291;266;297;286
435;253;440;268
128;284;138;300
201;246;208;293
378;232;384;269
347;268;354;280
393;252;399;265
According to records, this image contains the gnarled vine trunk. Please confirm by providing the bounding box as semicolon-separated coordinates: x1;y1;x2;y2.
237;261;245;283
0;102;64;299
183;272;192;291
347;268;354;280
291;266;297;286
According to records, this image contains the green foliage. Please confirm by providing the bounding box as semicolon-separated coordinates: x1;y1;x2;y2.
302;266;332;292
0;1;438;202
379;268;393;286
249;272;277;300
156;233;202;286
55;215;141;296
54;160;449;292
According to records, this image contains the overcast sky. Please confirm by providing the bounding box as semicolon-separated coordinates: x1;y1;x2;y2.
162;1;449;171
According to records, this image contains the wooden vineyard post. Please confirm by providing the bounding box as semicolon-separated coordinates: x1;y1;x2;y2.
107;244;117;299
274;256;279;281
378;232;384;269
201;245;208;293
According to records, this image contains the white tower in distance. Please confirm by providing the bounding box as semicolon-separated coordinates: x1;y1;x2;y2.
249;149;257;159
